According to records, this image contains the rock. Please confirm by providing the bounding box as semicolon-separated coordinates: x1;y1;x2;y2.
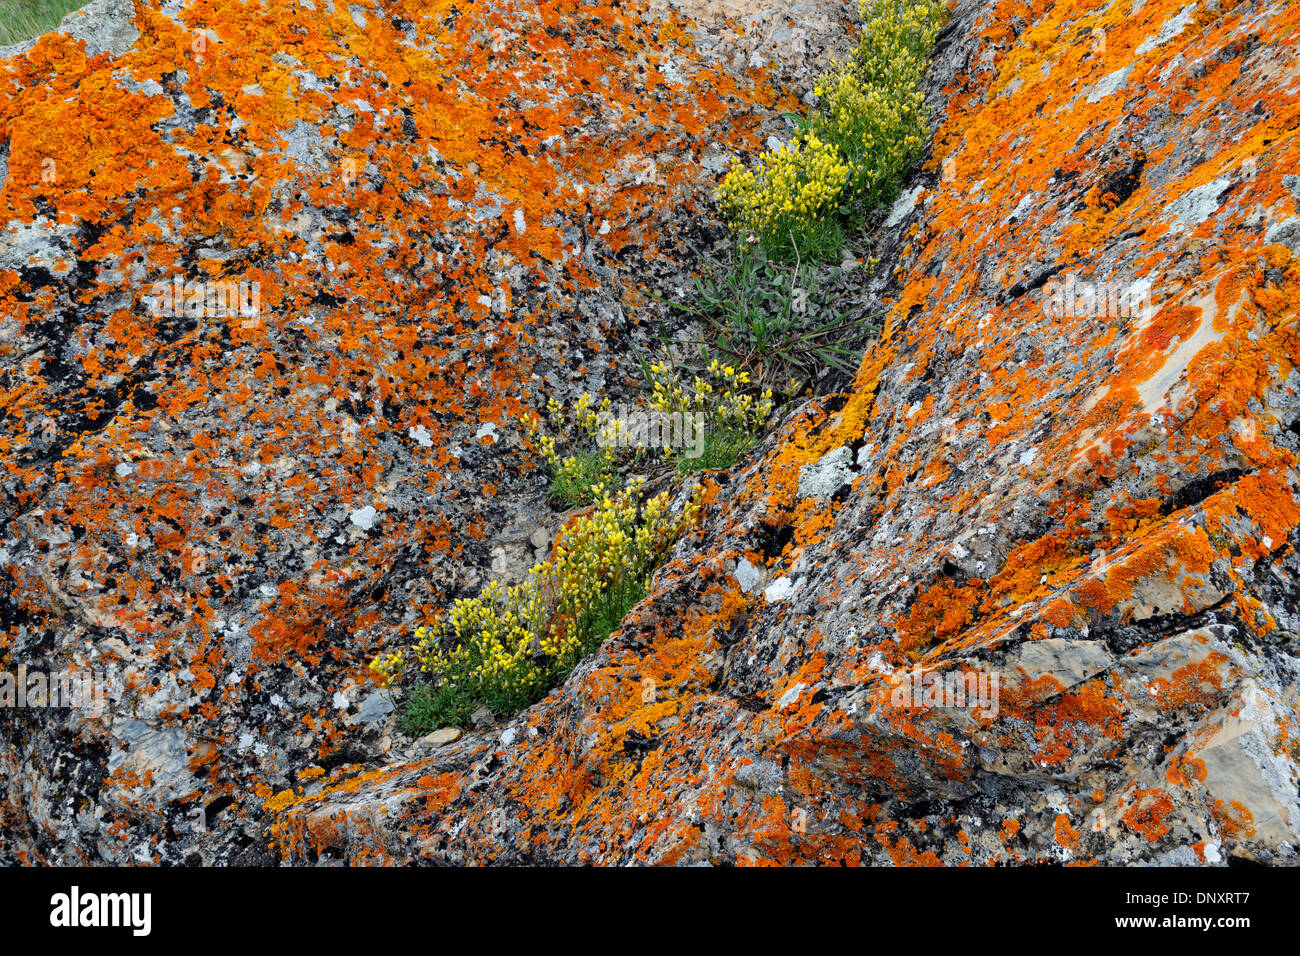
1;0;795;864
357;692;395;723
106;722;195;803
763;576;796;603
885;184;925;227
1188;682;1300;848
1165;177;1233;233
1134;2;1196;55
1085;64;1132;104
419;728;462;748
1265;216;1300;254
349;506;378;530
796;445;854;499
5;0;1300;870
264;0;1300;867
1008;640;1113;692
57;0;140;58
487;502;555;586
733;557;762;594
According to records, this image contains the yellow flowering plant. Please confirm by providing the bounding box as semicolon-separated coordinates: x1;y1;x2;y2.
371;479;701;731
717;132;852;261
853;0;947;88
812;59;927;213
520;393;621;507
643;357;775;472
717;0;947;260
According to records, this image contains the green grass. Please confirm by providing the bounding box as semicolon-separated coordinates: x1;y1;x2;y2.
779;215;845;264
0;0;85;47
675;426;757;475
401;681;472;734
673;243;882;398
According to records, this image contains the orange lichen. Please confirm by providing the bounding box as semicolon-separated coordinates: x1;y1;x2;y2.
896;578;985;656
1121;788;1176;843
1041;597;1077;628
1149;652;1229;712
1054;814;1079;850
1211;799;1257;841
